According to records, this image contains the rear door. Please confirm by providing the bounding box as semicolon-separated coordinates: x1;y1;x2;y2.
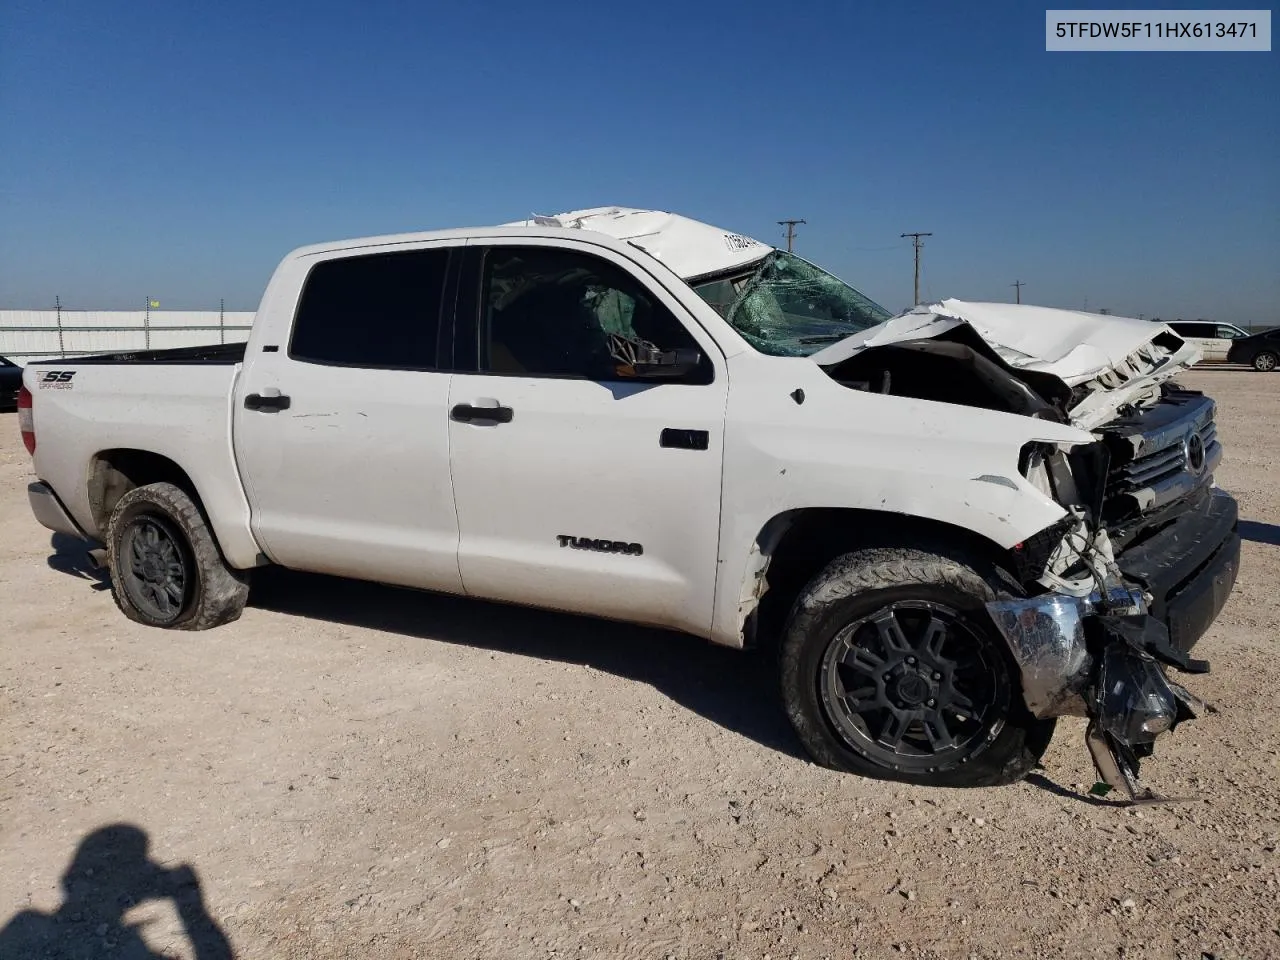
234;242;465;593
446;239;728;635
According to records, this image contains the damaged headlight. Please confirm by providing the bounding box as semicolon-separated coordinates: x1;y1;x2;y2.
1094;643;1177;743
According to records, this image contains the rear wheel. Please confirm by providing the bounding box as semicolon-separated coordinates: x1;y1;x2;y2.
1253;351;1277;372
106;482;249;630
779;546;1054;787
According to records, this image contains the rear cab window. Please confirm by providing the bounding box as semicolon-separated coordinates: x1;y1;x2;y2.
289;248;452;369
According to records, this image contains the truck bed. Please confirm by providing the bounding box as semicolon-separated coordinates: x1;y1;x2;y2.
24;351;260;567
29;342;247;366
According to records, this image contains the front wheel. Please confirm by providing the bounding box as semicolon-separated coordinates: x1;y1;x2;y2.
779;546;1054;787
1253;351;1277;372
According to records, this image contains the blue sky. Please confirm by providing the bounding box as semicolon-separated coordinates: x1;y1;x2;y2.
1;0;1276;322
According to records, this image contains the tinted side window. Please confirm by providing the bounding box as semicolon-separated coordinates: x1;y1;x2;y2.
478;246;709;383
290;249;451;368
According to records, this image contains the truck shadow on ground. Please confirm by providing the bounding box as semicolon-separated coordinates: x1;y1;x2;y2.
1239;520;1280;546
0;823;235;959
248;566;807;760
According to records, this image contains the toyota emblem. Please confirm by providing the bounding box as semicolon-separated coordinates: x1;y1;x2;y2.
1185;431;1207;475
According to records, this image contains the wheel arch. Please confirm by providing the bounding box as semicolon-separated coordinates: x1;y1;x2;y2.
87;449;204;535
733;507;1016;651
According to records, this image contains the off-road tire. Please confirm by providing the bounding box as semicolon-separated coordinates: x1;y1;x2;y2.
106;482;249;630
780;545;1055;787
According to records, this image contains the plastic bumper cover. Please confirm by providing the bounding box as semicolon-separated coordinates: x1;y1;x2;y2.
1114;488;1239;652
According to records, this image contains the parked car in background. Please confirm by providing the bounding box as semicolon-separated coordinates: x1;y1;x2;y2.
0;356;23;411
1226;327;1280;371
1167;321;1249;362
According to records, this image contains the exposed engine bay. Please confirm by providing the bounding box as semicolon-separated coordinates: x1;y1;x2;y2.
821;311;1239;803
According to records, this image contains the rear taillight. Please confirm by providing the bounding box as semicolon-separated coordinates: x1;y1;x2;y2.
17;386;34;455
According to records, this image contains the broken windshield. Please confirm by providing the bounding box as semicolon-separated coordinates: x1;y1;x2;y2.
691;251;892;356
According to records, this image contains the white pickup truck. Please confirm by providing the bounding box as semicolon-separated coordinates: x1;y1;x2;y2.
20;207;1240;798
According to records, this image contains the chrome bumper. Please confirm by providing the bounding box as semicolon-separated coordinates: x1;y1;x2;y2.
28;482;87;538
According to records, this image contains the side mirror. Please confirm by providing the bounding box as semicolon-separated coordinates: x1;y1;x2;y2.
630;347;703;379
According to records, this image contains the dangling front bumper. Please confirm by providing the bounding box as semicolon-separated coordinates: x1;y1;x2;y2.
987;489;1239;801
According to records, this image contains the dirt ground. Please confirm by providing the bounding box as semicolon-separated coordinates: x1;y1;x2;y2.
2;368;1278;960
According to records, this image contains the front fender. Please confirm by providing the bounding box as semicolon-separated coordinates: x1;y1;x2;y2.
709;359;1091;647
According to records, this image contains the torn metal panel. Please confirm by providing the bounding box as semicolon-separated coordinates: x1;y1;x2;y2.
811;300;1199;429
811;299;1190;386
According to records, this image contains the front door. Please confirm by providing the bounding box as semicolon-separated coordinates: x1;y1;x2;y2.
234;243;464;593
447;240;728;635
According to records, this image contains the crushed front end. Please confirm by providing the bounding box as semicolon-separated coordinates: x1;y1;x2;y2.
989;387;1240;802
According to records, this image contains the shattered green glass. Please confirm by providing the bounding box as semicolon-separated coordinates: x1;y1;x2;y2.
693;251;892;357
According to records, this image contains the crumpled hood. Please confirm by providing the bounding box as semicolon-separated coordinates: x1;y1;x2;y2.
811;299;1201;428
812;299;1192;386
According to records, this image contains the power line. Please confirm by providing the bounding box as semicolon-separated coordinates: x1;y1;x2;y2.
900;232;932;305
777;219;806;253
1011;280;1024;304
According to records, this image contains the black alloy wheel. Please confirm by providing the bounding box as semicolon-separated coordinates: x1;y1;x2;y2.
817;600;1010;772
119;514;191;623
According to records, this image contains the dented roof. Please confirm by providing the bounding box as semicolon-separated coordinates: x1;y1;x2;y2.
503;207;771;281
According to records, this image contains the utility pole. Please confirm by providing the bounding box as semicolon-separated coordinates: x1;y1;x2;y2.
900;232;932;305
1011;280;1024;304
777;219;805;253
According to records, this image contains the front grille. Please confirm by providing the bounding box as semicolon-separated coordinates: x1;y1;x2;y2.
1108;419;1217;496
1102;391;1220;524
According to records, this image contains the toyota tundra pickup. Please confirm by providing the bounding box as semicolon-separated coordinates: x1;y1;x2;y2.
19;206;1240;799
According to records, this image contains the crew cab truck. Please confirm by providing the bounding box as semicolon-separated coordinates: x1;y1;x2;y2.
20;207;1240;798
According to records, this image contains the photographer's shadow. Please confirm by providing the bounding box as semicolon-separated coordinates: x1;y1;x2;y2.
0;824;234;959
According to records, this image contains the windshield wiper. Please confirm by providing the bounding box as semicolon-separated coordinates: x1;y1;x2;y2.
798;334;849;344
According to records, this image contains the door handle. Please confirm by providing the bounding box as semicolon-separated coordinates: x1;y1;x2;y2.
244;393;292;412
451;403;513;424
660;428;709;450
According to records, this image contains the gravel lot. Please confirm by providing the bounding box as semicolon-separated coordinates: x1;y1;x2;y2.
2;368;1278;960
